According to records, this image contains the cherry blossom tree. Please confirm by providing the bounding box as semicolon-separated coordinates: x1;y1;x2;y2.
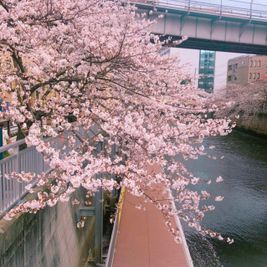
0;0;233;242
212;82;267;119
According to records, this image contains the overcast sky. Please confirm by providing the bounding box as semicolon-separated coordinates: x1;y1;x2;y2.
166;0;267;11
204;0;267;11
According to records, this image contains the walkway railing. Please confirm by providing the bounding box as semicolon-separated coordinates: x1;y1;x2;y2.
0;140;47;218
105;203;119;267
134;0;267;22
0;125;102;219
105;188;125;267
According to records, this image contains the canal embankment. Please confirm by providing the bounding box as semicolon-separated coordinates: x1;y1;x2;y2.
237;112;267;136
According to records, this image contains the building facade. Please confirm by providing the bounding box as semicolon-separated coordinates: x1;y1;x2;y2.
198;50;216;93
227;55;267;85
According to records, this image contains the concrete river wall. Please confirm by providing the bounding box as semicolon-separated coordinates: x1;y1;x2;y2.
237;112;267;136
0;202;94;267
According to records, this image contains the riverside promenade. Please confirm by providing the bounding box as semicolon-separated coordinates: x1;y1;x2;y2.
112;189;193;267
109;163;193;267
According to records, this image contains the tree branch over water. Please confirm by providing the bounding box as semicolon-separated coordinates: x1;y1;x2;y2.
0;0;233;244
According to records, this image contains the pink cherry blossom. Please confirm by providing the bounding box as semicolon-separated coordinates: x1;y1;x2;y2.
0;0;233;243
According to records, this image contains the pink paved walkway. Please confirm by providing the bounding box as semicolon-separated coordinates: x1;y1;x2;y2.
112;189;191;267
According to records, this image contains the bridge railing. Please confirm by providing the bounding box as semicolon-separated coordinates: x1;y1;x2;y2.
134;0;267;21
0;140;47;218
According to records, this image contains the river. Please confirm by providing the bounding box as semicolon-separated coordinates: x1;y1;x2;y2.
184;130;267;267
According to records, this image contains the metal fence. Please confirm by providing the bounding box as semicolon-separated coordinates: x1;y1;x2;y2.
105;210;119;267
135;0;267;21
0;125;103;219
105;188;124;267
0;140;47;217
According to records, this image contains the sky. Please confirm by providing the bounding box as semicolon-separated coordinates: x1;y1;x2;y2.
164;0;267;12
215;0;267;11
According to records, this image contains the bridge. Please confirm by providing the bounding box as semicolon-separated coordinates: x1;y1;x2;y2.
133;0;267;54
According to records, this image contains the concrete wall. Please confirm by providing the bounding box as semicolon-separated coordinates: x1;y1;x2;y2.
0;202;95;267
237;113;267;136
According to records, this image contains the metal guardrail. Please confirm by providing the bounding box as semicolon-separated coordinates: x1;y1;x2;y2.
0;125;103;218
105;187;125;267
0;140;47;217
105;211;119;267
134;0;267;22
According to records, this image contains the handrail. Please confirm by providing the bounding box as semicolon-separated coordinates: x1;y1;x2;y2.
0;140;47;218
0;139;25;154
105;187;126;267
0;125;103;218
105;209;119;267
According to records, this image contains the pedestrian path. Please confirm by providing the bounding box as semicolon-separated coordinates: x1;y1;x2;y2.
112;188;193;267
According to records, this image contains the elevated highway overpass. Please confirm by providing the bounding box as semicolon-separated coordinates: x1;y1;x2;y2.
133;0;267;54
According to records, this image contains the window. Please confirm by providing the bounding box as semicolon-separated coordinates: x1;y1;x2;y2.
253;73;256;79
259;60;261;67
227;75;232;81
257;73;260;79
249;73;252;79
228;65;233;71
250;60;253;67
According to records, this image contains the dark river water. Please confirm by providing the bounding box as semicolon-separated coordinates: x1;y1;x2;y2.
184;130;267;267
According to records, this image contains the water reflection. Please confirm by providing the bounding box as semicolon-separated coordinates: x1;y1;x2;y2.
184;130;267;267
